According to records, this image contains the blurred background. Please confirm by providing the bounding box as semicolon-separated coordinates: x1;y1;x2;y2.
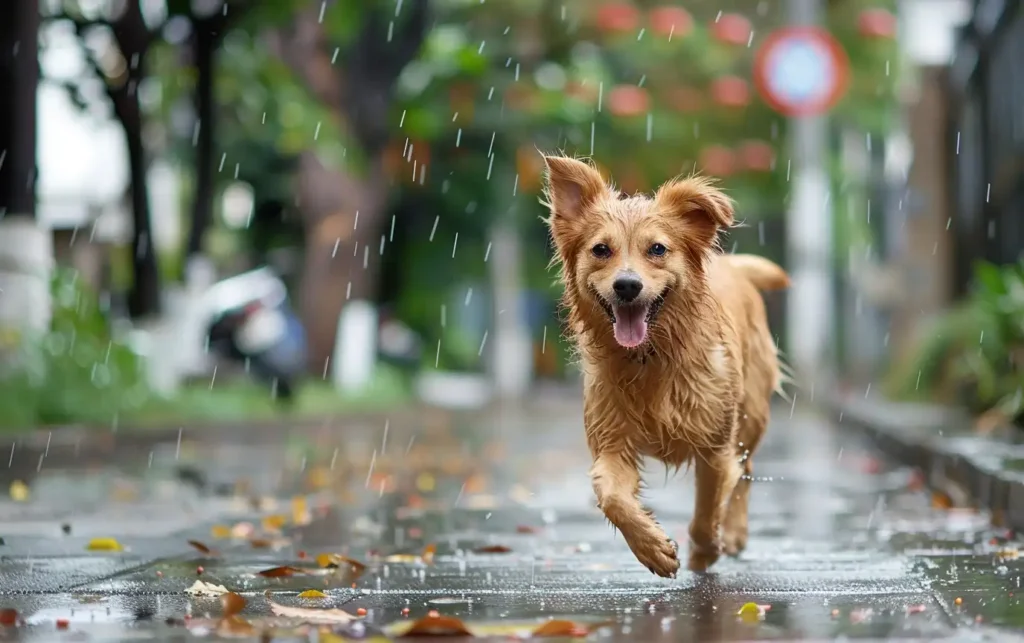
0;0;1017;432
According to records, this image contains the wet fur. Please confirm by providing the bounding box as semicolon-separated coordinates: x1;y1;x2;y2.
543;155;789;577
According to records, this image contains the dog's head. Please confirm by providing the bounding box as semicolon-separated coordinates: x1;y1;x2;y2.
543;155;733;350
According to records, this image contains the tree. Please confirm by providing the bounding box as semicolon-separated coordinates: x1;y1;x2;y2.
264;0;431;368
0;0;39;221
50;0;164;318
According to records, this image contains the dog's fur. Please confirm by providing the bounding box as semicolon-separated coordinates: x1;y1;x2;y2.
543;155;789;577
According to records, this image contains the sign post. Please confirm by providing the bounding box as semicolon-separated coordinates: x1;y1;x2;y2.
753;20;849;392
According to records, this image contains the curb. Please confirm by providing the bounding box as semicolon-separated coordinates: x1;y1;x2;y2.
827;392;1024;532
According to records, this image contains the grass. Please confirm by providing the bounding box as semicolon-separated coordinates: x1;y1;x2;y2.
129;364;412;427
0;364;412;433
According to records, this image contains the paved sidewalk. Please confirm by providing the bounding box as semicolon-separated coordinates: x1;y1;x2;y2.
1;401;1022;641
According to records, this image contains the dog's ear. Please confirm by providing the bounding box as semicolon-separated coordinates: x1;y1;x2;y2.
543;156;607;222
655;176;734;246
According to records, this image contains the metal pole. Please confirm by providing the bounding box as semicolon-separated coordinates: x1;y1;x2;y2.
785;0;834;395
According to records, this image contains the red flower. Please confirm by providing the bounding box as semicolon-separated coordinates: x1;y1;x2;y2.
712;13;752;46
710;76;750;108
857;8;897;39
738;140;775;172
648;6;693;38
596;3;640;33
608;85;649;117
700;146;736;177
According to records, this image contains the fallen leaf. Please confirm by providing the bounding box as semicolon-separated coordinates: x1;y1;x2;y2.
531;620;588;637
292;496;311;525
9;481;29;503
997;547;1020;560
249;539;272;549
220;592;246;616
258;566;304;578
298;590;328;598
210;525;232;539
422;543;437;563
86;537;124;552
931;491;953;510
474;545;512;554
516;525;539;534
188;540;214;555
268;600;358;624
262;514;288;532
737;602;764;622
216;615;255;638
0;608;18;626
399;614;473;637
185;580;229;597
316;553;367;574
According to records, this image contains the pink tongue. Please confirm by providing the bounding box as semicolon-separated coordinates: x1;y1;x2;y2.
612;306;648;348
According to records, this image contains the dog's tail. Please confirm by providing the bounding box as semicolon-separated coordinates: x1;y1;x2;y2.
726;254;790;291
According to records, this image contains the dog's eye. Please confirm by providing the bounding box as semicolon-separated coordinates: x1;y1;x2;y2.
648;243;668;257
591;243;612;258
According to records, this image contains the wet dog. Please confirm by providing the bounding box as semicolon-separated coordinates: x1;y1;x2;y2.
543;155;789;576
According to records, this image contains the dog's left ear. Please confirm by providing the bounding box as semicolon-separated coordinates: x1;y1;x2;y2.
655;177;734;245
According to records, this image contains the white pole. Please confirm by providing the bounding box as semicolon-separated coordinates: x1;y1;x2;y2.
785;0;834;393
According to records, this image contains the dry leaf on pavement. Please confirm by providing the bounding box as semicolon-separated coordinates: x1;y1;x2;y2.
188;540;216;555
185;580;230;597
268;600;358;624
86;537;124;552
474;545;512;554
398;614;473;637
258;566;304;578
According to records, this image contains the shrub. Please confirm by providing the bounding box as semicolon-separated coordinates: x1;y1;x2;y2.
891;261;1024;424
0;269;150;430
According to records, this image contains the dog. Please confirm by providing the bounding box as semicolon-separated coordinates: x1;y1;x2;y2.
543;155;789;577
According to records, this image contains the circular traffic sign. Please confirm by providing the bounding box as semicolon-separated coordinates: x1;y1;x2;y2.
753;26;850;117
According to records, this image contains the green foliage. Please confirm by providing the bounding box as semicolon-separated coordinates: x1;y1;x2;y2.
0;269;151;430
891;261;1024;422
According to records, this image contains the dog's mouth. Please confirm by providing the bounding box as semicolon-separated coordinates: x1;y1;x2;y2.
595;292;666;349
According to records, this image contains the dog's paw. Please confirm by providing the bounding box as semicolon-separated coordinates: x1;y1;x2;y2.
628;527;680;578
722;530;747;557
687;541;721;572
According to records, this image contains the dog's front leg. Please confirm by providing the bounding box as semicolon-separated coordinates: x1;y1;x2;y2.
590;451;680;578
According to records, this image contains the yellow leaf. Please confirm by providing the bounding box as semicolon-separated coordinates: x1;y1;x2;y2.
737;602;764;623
416;473;435;492
298;590;327;598
210;525;232;539
86;537;124;552
9;480;29;502
262;514;288;532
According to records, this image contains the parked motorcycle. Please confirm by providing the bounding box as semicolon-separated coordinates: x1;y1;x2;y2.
202;268;307;403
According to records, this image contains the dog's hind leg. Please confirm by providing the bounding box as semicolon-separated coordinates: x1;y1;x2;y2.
723;379;771;556
590;450;680;578
688;448;742;572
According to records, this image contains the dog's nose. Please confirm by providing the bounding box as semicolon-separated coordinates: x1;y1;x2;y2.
613;275;643;302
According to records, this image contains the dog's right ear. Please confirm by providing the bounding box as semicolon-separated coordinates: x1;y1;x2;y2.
542;156;606;222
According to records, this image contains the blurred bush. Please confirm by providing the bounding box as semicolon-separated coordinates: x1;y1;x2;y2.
891;261;1024;426
0;269;150;430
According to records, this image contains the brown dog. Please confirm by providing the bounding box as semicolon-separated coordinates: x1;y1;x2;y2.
543;155;789;577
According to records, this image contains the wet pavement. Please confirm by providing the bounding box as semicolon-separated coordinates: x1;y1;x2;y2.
1;397;1024;641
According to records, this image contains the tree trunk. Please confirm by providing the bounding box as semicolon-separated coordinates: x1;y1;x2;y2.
185;21;218;263
0;0;38;219
295;153;389;370
113;88;162;318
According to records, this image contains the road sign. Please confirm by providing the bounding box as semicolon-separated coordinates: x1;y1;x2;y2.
753;26;850;117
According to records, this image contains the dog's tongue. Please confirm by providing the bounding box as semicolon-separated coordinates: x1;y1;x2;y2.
612;305;648;348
